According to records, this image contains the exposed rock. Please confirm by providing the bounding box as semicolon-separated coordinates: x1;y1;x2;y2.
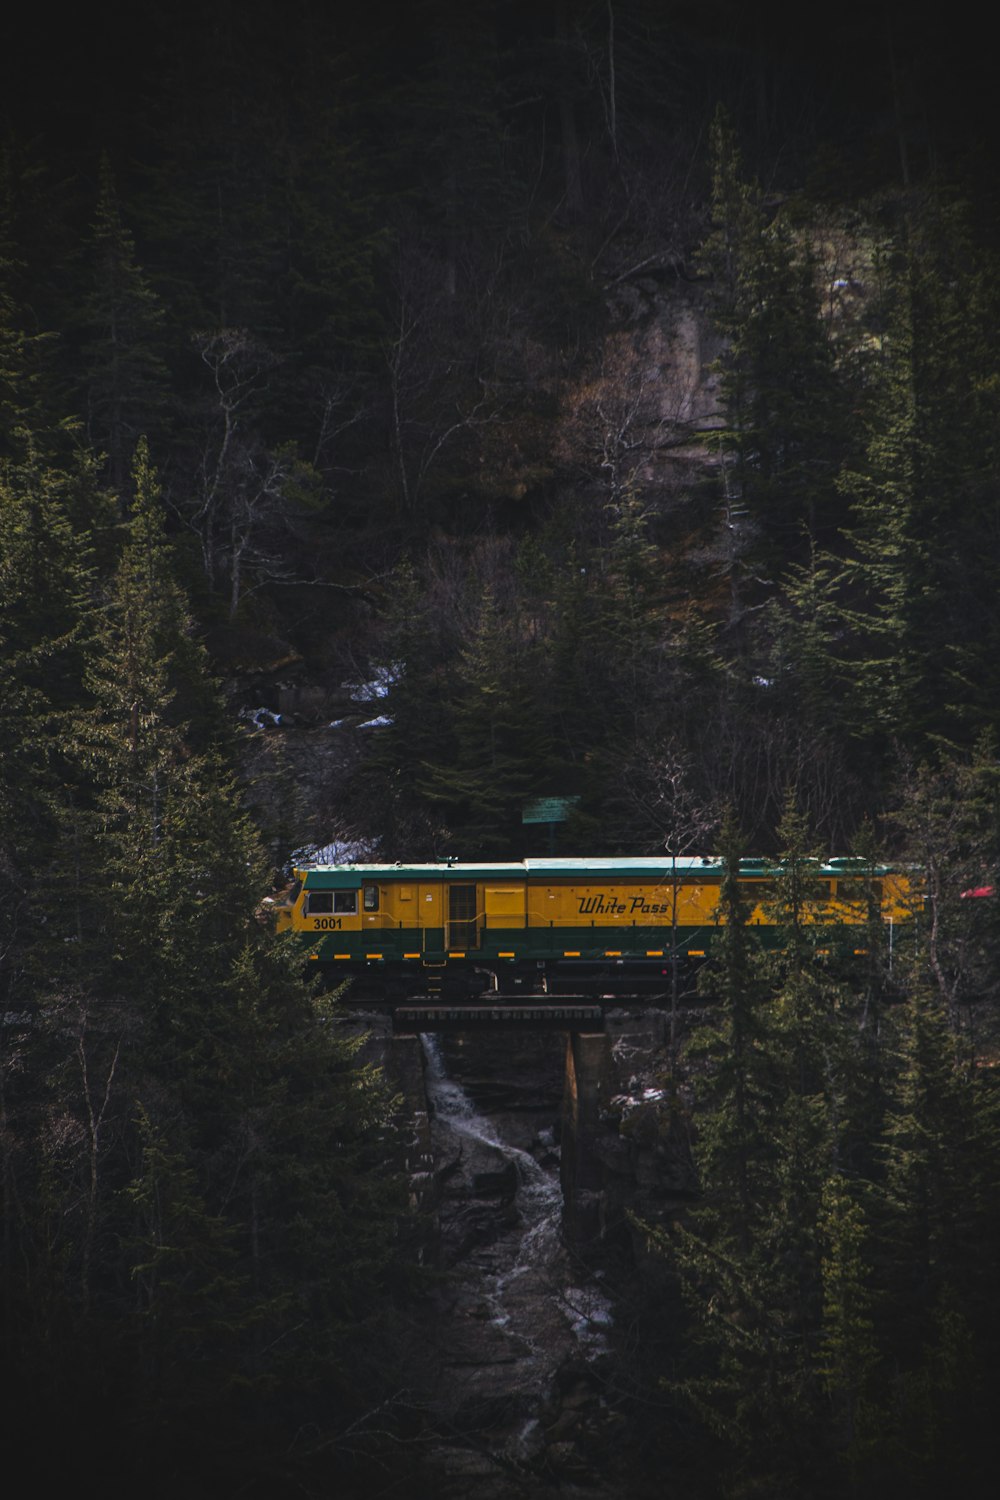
363;1008;694;1496
472;1163;519;1199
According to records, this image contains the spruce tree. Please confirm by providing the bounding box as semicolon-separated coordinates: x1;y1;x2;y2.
871;985;1000;1492
837;197;1000;750
4;439;410;1493
660;800;869;1491
660;820;805;1490
77;157;169;502
689;812;772;1253
419;584;550;856
703;109;841;593
816;1173;878;1473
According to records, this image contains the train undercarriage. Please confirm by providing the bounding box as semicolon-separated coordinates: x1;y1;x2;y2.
320;954;701;1004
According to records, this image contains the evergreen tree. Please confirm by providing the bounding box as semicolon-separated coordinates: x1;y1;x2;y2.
816;1173;878;1474
888;740;1000;1037
3;439;411;1493
658;801;871;1492
77;157;169;502
838;197;1000;749
703;109;842;595
689;813;773;1251
419;585;550;856
657;822;802;1491
870;985;1000;1492
344;558;455;855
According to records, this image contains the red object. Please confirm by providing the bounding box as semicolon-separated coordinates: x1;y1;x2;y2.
961;885;996;899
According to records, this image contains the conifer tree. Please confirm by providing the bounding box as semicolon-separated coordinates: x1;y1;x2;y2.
689;813;772;1251
538;549;604;791
703;109;841;592
419;585;550;855
4;439;410;1491
659;800;870;1491
837;199;1000;749
816;1173;878;1471
344;559;455;855
871;984;1000;1490
659;821;807;1489
597;488;664;739
889;740;1000;1037
78;157;169;501
837;260;925;742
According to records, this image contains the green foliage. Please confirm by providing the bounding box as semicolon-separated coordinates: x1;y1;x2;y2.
816;1175;878;1469
888;738;1000;1025
655;782;1000;1494
6;28;1000;1492
704;110;843;578
419;586;550;855
837;197;1000;748
1;440;412;1493
689;816;773;1251
76;158;169;499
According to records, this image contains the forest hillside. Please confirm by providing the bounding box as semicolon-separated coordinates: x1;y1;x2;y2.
3;3;1000;1495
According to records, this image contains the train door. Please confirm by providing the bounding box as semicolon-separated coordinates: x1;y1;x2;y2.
446;883;479;950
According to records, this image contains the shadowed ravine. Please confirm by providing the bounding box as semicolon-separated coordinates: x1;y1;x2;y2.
417;1034;623;1497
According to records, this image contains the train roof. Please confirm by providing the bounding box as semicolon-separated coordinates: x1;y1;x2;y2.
296;855;893;886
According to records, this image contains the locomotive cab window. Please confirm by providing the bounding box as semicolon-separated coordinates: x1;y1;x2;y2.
363;884;380;912
307;892;333;915
333;890;358;914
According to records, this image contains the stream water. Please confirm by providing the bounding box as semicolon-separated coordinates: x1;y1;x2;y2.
419;1036;617;1496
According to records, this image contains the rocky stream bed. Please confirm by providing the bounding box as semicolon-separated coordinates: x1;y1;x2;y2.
417;1033;622;1497
359;1015;698;1498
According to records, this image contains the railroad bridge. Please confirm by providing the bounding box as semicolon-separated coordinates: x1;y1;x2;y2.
391;999;606;1033
372;997;635;1242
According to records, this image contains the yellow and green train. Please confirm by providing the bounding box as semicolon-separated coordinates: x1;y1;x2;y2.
274;856;914;999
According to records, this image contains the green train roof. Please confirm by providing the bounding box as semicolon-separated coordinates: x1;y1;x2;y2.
298;855;892;887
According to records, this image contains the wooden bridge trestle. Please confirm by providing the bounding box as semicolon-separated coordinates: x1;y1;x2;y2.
392;1001;605;1033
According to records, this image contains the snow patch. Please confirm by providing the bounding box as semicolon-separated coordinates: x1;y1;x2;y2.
342;663;401;702
609;1087;667;1118
292;838;381;866
241;705;285;729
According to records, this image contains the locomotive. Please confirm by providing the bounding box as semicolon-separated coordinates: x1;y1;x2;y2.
273;855;914;1000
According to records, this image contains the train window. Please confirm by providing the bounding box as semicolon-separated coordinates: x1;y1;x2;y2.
363;884;380;912
333;890;358;914
307;893;333;914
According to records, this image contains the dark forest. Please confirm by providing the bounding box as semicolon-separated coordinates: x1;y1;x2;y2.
3;3;1000;1495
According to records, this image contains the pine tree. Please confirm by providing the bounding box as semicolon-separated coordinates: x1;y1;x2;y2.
660;800;871;1490
870;985;1000;1491
344;559;455;855
816;1173;878;1471
77;157;169;502
419;585;550;856
836;256;925;741
837;196;1000;749
689;812;773;1253
4;438;411;1491
702;109;842;593
888;740;1000;1037
661;820;813;1491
